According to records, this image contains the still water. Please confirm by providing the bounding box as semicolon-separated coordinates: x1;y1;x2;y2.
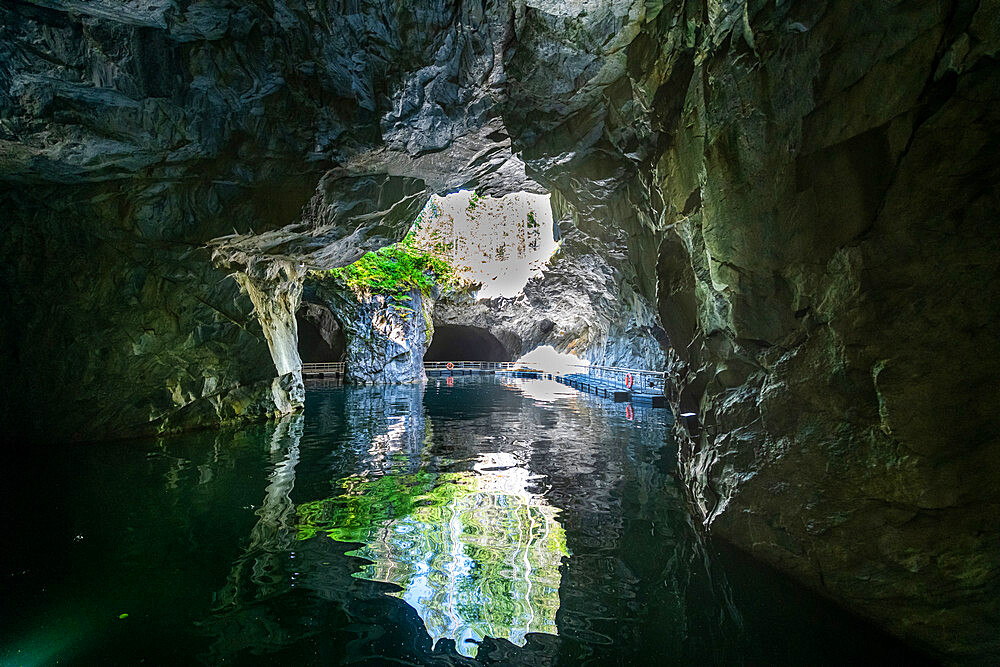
1;377;929;665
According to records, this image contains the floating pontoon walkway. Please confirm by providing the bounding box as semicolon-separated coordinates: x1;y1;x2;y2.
554;365;668;409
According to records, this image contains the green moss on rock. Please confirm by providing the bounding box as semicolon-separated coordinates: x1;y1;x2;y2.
313;234;458;301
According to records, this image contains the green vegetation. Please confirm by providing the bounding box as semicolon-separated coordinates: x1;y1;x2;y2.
295;471;465;543
466;190;483;212
313;231;458;301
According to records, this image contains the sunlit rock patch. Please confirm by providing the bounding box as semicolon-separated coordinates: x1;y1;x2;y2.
296;452;568;657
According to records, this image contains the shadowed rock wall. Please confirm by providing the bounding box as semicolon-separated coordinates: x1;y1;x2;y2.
503;0;1000;661
296;302;345;363
650;4;1000;662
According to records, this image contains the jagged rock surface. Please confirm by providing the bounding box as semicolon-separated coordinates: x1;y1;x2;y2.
504;0;1000;662
653;4;1000;662
303;281;431;385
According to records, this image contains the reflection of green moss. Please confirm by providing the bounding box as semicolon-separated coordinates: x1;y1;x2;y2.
295;471;466;543
296;468;569;658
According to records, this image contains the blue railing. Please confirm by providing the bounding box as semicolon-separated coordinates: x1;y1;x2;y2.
577;364;665;393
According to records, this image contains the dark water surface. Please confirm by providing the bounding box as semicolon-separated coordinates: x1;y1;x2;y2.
2;378;931;665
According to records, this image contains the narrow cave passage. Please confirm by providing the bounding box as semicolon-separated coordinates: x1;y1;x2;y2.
424;324;511;362
295;304;345;362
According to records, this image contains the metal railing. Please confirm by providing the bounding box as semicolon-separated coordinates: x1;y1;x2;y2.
423;361;523;371
302;362;346;375
576;364;666;393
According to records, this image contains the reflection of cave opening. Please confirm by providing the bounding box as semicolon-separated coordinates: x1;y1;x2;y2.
424;324;511;362
296;303;346;362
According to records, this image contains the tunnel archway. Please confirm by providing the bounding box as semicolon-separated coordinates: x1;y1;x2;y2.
424;324;511;362
296;303;346;362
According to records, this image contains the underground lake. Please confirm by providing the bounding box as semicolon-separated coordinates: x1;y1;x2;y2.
1;378;933;665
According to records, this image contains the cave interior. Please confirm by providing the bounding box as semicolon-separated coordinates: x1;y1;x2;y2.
423;324;512;362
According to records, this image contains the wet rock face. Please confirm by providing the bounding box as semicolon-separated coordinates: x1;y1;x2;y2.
503;0;1000;661
620;1;999;662
303;281;431;385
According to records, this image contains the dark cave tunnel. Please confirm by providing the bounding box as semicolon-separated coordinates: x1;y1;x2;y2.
296;305;346;363
424;324;512;362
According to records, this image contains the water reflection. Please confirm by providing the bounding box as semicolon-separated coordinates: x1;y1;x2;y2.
198;415;308;659
298;452;567;657
500;376;580;404
216;415;303;606
0;378;933;666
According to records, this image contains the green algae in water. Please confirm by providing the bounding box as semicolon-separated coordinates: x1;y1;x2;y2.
296;453;568;657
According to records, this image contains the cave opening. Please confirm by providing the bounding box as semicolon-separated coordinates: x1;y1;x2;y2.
295;303;345;363
411;189;557;298
424;324;512;362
